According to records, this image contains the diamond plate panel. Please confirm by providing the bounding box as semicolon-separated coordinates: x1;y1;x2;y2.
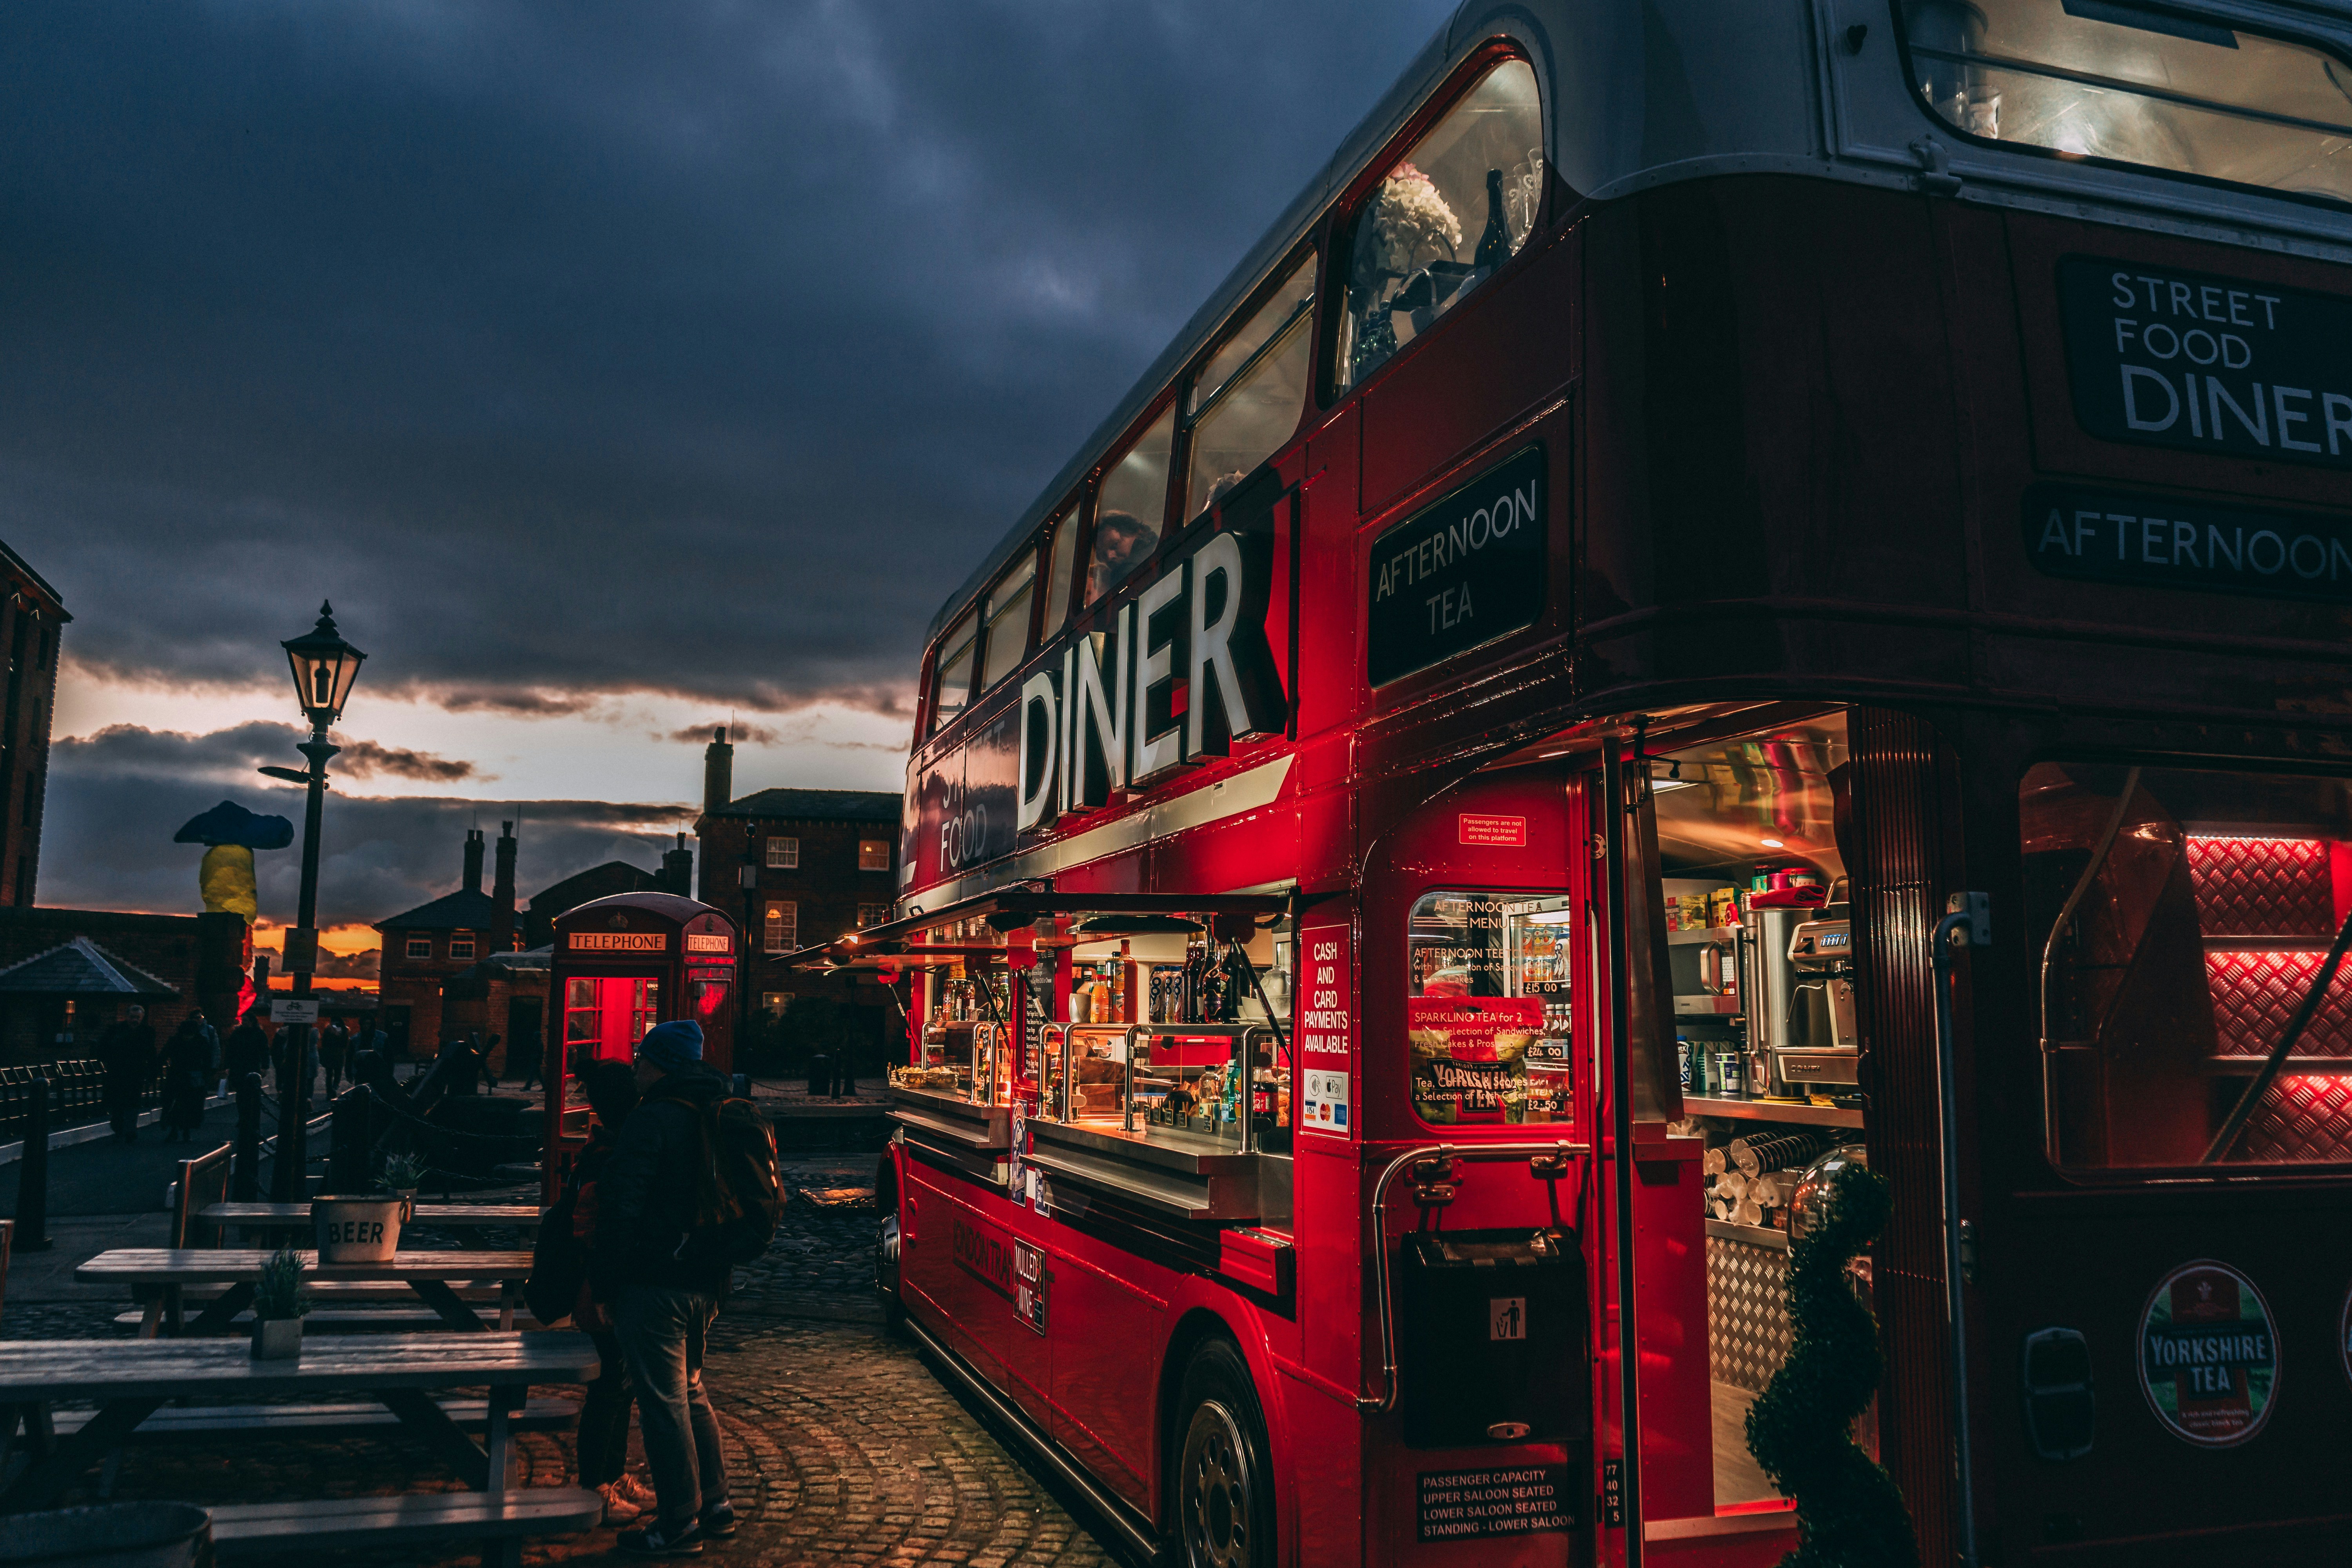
1706;1234;1790;1394
2203;951;2352;1060
2235;1076;2352;1165
2186;836;2332;937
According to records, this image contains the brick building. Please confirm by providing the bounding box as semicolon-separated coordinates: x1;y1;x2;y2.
521;835;693;949
0;907;217;1063
691;728;899;1015
374;823;523;1059
0;538;68;909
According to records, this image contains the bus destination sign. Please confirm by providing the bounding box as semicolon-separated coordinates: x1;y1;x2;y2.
2058;256;2352;472
1368;444;1546;686
2022;483;2352;607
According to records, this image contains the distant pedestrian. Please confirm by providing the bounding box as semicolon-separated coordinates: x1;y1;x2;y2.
318;1017;350;1095
592;1020;745;1555
98;1004;157;1143
514;1025;542;1092
482;1032;503;1089
224;1007;270;1093
161;1015;211;1142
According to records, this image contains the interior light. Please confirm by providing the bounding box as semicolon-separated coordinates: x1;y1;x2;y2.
1524;910;1576;926
1760;838;1784;849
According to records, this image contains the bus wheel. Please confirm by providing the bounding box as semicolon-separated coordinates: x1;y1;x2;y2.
1172;1339;1272;1568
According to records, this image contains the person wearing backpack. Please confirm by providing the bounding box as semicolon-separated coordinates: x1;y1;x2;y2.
591;1018;768;1556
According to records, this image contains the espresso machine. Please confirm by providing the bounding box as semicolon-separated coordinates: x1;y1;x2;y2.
1777;911;1859;1086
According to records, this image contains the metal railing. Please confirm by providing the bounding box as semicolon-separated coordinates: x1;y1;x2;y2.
0;1060;163;1141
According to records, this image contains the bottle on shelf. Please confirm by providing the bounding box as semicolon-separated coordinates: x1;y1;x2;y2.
1475;167;1509;271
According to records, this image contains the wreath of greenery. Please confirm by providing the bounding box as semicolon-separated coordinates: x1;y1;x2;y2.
1744;1163;1918;1568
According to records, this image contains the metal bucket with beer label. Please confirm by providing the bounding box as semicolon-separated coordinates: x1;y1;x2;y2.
311;1195;404;1263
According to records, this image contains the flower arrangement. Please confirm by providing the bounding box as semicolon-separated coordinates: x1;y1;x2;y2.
1368;162;1461;277
253;1246;310;1323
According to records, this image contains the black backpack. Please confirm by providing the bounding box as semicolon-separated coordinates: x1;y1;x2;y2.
662;1092;784;1264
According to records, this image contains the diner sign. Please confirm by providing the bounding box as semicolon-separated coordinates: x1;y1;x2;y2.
2058;256;2352;472
2022;483;2352;606
1368;444;1546;686
570;931;666;952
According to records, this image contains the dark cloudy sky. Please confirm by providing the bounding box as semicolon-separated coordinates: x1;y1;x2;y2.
5;0;1454;931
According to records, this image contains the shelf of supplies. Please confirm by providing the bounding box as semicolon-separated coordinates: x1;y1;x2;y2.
1685;1096;1863;1128
1673;995;1741;1016
1667;927;1737;946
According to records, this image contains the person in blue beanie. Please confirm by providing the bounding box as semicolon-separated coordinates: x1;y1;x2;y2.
590;1018;737;1555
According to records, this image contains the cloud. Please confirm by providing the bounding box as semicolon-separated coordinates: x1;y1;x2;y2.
0;0;1455;717
332;739;477;782
42;722;695;928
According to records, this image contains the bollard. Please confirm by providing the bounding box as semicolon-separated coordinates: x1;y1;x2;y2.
232;1073;263;1201
12;1076;51;1252
273;1093;310;1202
327;1088;365;1193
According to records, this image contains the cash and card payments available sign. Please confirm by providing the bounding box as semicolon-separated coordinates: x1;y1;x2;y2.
2059;256;2352;471
1368;445;1546;686
1298;922;1352;1136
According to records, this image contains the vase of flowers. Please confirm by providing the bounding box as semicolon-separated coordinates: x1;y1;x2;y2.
250;1245;309;1360
381;1150;424;1223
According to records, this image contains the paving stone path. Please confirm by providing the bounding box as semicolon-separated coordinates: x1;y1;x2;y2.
9;1158;1127;1567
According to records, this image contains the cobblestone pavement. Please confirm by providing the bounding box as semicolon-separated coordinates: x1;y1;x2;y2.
13;1160;1131;1568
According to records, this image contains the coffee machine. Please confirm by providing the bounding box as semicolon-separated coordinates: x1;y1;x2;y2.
1777;911;1859;1086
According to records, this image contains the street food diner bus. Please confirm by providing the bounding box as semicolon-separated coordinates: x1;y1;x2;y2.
786;3;2352;1562
541;892;738;1197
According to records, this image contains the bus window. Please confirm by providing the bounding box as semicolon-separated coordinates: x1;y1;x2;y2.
930;609;978;733
1086;407;1174;606
1042;504;1080;636
978;549;1036;690
1899;1;2352;205
1185;254;1316;523
1334;58;1543;395
2023;761;2352;1172
1406;889;1573;1125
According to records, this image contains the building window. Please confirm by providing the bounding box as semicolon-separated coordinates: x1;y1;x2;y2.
857;904;890;930
766;901;798;953
761;991;793;1015
765;837;800;869
450;934;477;960
858;839;891;872
405;937;432;959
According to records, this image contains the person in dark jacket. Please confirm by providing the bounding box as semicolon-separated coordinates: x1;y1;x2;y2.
99;1004;157;1142
591;1019;735;1556
160;1014;212;1141
565;1061;656;1523
223;1009;271;1090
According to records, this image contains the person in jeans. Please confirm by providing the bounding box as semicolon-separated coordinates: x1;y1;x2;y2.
592;1020;735;1556
565;1062;657;1523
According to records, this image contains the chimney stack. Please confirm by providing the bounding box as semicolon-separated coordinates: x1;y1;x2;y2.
463;828;485;893
493;821;518;953
662;831;694;897
703;726;734;816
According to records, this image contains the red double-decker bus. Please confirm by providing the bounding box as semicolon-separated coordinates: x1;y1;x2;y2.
784;3;2352;1562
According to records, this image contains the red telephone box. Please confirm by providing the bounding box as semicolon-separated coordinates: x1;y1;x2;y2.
543;892;738;1198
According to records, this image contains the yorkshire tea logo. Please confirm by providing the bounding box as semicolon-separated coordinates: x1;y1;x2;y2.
2140;1260;2278;1448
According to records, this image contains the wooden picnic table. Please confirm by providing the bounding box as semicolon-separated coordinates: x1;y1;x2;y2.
0;1333;599;1561
200;1202;545;1230
77;1249;536;1338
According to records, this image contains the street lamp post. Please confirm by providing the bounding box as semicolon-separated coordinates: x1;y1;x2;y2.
265;603;365;1198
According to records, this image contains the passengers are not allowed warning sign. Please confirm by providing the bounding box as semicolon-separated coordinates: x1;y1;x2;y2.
1415;1465;1574;1541
2139;1259;2278;1448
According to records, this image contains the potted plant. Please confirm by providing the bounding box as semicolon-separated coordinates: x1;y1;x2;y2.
381;1150;424;1222
250;1246;309;1360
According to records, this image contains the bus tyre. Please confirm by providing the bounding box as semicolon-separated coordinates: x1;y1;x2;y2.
877;1211;906;1335
1171;1339;1273;1568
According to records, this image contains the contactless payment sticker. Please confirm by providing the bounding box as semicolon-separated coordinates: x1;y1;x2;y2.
2139;1259;2278;1448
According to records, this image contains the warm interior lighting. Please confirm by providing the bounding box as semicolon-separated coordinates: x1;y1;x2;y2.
1523;910;1575;926
1760;838;1784;849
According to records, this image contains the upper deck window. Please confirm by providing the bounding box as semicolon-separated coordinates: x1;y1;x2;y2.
1185;254;1316;521
1900;1;2352;206
1042;504;1080;637
2024;760;2352;1174
1086;407;1174;607
930;609;978;733
978;549;1036;691
1334;59;1544;396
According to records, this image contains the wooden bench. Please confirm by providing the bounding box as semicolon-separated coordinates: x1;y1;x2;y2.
209;1486;602;1564
49;1397;579;1442
112;1307;552;1332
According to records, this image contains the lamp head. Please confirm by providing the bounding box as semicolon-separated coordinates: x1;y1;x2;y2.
281;601;367;728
